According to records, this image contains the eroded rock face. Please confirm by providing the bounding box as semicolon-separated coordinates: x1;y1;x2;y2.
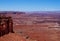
0;15;14;36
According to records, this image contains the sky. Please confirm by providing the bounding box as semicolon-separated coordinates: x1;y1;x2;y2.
0;0;60;11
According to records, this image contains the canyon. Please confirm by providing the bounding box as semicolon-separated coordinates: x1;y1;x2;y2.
0;11;60;41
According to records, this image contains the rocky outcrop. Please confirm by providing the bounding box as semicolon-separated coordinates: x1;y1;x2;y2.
0;33;26;41
0;15;14;37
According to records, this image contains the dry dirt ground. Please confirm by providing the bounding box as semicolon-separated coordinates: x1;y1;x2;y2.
0;33;37;41
0;33;26;41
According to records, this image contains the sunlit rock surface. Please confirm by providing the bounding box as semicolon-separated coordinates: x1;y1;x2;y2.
0;11;60;41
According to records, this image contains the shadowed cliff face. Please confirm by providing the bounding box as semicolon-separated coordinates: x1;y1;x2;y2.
0;15;14;37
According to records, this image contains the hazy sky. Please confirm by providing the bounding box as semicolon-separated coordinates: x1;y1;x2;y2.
0;0;60;11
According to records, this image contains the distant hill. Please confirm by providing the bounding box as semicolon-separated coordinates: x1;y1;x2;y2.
0;11;60;14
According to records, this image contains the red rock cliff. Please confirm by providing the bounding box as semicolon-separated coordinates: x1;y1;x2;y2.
0;15;14;36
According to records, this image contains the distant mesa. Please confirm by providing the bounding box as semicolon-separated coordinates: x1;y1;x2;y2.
0;11;26;14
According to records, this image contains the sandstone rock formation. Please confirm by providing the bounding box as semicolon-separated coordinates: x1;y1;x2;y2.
0;14;14;36
0;33;26;41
